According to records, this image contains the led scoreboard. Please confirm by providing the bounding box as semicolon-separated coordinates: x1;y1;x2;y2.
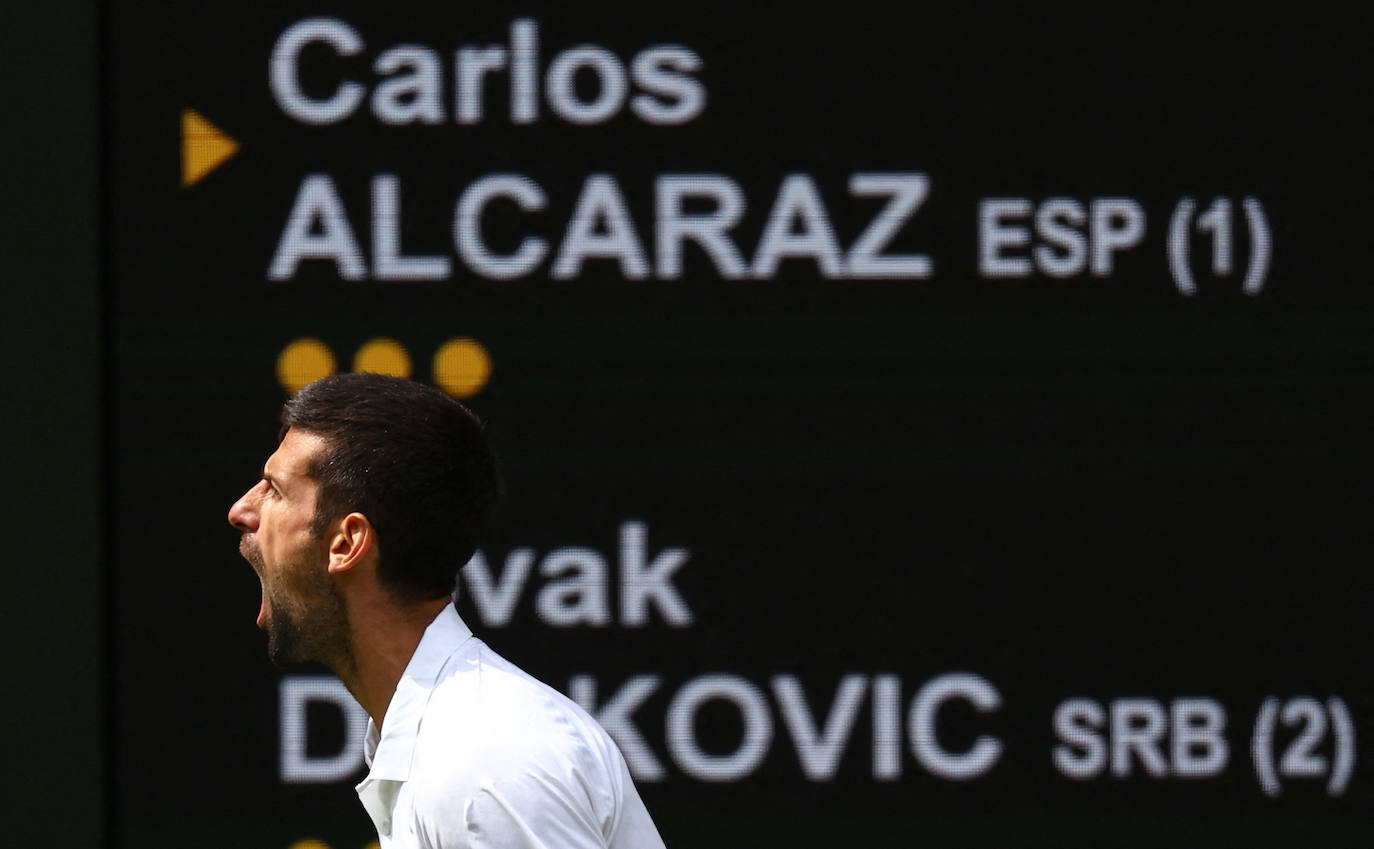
108;5;1374;848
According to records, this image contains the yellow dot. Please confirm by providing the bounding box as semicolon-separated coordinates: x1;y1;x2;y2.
276;338;337;394
286;840;333;849
353;337;413;378
433;337;492;398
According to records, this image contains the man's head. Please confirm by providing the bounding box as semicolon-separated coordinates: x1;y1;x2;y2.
228;373;503;664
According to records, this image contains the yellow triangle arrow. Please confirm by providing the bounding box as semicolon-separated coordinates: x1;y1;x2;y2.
181;109;240;187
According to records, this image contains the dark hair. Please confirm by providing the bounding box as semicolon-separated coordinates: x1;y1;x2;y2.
280;373;503;602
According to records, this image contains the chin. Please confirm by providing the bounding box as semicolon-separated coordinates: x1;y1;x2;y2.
265;617;305;666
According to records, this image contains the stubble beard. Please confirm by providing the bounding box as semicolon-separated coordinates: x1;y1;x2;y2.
265;579;350;672
242;534;354;673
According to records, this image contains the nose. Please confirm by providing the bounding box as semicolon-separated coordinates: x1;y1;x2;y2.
228;482;262;532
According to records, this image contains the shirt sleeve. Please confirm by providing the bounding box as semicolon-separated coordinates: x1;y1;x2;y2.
410;754;617;849
602;755;667;849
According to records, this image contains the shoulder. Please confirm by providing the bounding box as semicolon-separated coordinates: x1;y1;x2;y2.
419;639;620;765
407;640;627;841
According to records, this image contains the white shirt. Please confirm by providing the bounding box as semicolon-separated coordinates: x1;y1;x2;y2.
355;604;666;849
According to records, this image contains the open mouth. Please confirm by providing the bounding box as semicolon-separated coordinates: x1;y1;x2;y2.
240;535;269;628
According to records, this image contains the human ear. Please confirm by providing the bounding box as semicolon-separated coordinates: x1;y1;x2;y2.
328;512;375;575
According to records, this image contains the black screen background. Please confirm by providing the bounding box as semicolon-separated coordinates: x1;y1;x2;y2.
107;5;1374;847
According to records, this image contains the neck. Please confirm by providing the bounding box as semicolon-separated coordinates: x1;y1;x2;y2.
332;594;451;729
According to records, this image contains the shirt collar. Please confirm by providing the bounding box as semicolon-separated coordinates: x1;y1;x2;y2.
361;602;475;782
